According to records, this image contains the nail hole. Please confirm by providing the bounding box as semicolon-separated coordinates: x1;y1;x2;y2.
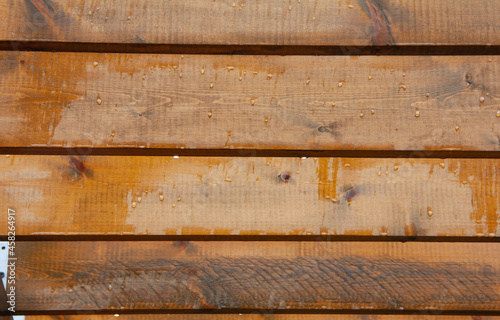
0;272;4;278
1;246;5;250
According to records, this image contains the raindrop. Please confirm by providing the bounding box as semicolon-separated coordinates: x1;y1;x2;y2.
93;62;98;67
371;109;375;115
132;202;136;208
225;177;231;182
426;92;430;98
331;102;336;107
415;110;420;117
172;204;176;208
97;98;102;105
127;16;131;20
496;110;500;117
88;11;92;15
210;83;214;88
359;113;364;118
439;162;445;168
177;196;182;202
344;163;351;167
306;79;311;85
331;198;338;203
479;96;485;103
114;315;120;318
179;73;182;78
137;197;142;203
267;74;273;80
312;16;316;20
289;5;292;10
239;77;243;81
301;157;307;160
368;76;372;80
201;68;205;75
264;117;269;124
250;98;256;106
399;84;407;91
232;2;236;7
377;171;381;176
208;111;213;118
108;284;112;291
427;208;433;217
111;131;116;137
338;82;343;88
227;66;235;72
455;125;460;132
173;155;179;159
348;4;354;8
159;194;164;201
393;165;398;171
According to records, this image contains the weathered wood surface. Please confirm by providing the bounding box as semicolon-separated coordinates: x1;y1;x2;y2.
23;315;500;320
15;242;500;312
1;52;499;151
1;155;498;237
1;0;499;46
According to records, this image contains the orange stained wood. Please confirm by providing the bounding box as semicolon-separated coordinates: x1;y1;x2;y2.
22;316;500;320
1;155;498;237
1;52;499;151
1;0;499;46
15;241;500;312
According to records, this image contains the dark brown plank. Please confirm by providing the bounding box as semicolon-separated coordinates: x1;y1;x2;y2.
22;316;500;320
15;242;500;312
1;52;499;151
1;0;499;46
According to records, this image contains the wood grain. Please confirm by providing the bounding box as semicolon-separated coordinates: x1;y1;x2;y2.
1;155;498;237
22;316;500;320
15;241;500;312
0;0;499;46
1;52;499;151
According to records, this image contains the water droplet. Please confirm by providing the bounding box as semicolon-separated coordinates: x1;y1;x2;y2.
306;79;311;85
111;131;116;137
267;74;273;80
108;284;112;291
377;171;381;176
331;102;336;107
348;4;354;8
225;177;231;182
172;204;176;208
399;84;407;91
159;194;164;201
264;117;269;124
415;110;420;117
239;77;243;81
250;98;256;106
173;155;179;159
132;202;136;208
331;198;338;203
427;208;433;217
232;2;236;7
179;72;182;78
359;113;364;118
127;16;131;20
455;125;460;132
227;66;234;72
88;11;92;15
68;288;73;293
371;109;375;115
210;83;214;88
137;197;142;203
114;315;120;318
97;98;102;105
201;68;205;75
479;96;485;103
344;163;351;167
312;16;316;20
393;165;398;171
439;162;445;168
338;82;343;88
368;76;372;80
208;111;212;118
93;62;98;67
301;157;307;160
426;92;430;98
289;5;292;10
496;110;500;117
385;170;389;175
177;196;181;202
380;232;388;236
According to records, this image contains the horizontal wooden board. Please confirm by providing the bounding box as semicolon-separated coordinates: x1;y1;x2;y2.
1;52;499;151
1;0;499;46
1;155;499;237
15;241;500;312
22;315;500;320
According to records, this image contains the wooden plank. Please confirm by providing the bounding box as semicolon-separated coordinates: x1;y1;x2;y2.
1;155;498;237
22;315;496;319
15;241;500;312
1;0;499;46
1;52;499;151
